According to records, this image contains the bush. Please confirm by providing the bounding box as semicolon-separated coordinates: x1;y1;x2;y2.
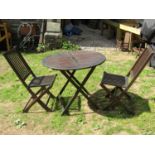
62;40;81;50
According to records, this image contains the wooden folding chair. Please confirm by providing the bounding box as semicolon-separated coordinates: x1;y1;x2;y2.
3;51;57;112
100;46;154;114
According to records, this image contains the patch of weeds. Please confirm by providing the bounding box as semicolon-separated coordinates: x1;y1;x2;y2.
14;118;27;129
92;124;102;131
76;114;86;125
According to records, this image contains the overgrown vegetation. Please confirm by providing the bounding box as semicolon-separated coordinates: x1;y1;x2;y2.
0;49;155;134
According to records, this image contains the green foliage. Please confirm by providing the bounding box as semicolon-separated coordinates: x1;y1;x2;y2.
76;114;86;125
62;40;80;50
36;43;46;52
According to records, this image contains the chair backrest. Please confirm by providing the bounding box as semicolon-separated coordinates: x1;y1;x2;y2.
126;46;154;89
3;51;35;86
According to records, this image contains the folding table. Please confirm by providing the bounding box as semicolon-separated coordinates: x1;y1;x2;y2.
42;51;106;115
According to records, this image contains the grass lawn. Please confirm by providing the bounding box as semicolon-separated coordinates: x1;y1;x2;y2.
1;49;155;134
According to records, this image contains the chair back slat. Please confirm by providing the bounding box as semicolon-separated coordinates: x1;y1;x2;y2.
129;47;154;79
3;51;35;81
125;46;154;90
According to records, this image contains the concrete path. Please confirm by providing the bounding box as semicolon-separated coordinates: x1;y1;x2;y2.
65;24;116;52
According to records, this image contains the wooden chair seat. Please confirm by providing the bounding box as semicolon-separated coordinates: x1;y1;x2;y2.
29;75;56;87
101;72;128;88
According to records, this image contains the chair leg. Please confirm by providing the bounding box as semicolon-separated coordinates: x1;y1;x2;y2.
101;84;119;99
23;95;52;112
37;99;52;112
110;91;134;115
34;87;55;112
23;96;36;112
100;83;111;97
117;87;133;101
47;90;57;111
108;87;118;97
23;87;55;112
117;88;135;115
101;84;134;114
103;96;121;111
47;90;55;99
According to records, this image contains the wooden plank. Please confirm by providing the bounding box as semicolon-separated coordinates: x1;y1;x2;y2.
103;19;141;35
119;24;141;35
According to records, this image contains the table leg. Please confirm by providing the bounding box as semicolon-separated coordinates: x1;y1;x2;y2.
66;71;90;96
57;70;76;97
55;70;76;110
61;67;96;115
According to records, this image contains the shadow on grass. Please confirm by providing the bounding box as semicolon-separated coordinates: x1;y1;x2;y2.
57;96;82;112
88;89;150;118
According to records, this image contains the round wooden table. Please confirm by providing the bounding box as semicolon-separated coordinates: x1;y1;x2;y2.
42;51;106;115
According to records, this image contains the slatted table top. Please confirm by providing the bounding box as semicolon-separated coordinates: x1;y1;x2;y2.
42;51;106;71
